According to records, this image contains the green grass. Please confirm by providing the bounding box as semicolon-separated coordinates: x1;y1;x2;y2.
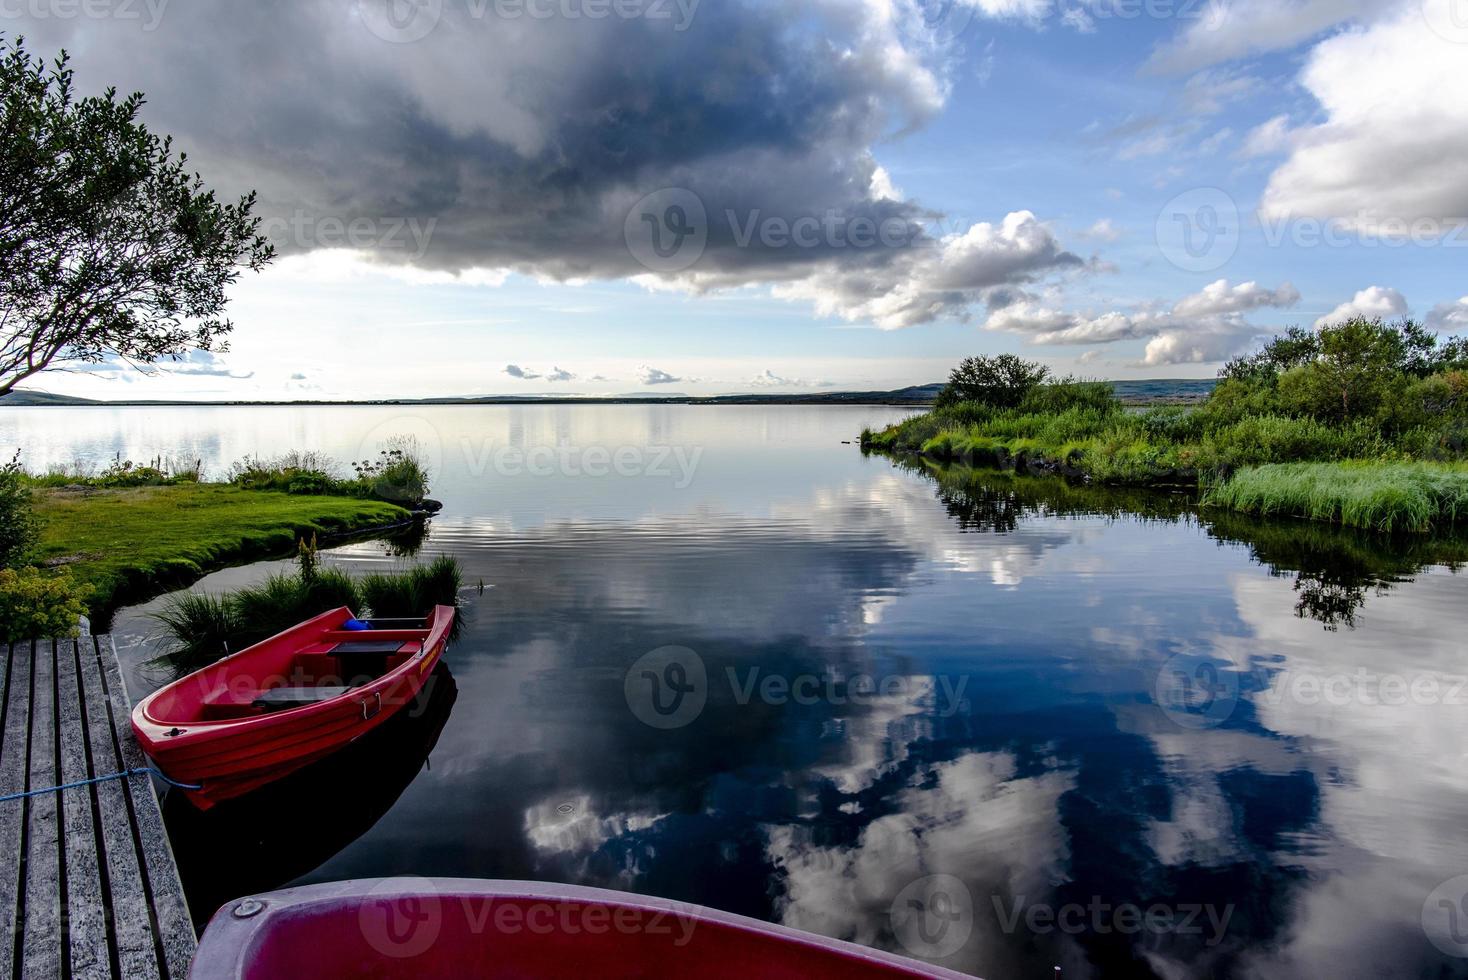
1203;462;1468;533
32;484;411;619
865;400;1468;532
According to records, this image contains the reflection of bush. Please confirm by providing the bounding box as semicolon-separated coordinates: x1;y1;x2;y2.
910;461;1468;631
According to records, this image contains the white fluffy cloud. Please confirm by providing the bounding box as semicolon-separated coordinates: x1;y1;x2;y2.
1259;1;1468;235
1239;115;1293;159
983;279;1299;365
772;210;1083;330
1145;0;1399;74
637;365;683;386
1428;297;1468;333
748;370;829;388
504;364;579;382
1315;286;1409;328
1172;279;1301;318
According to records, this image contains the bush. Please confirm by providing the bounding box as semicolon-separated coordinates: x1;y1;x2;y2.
0;451;38;569
1019;380;1119;416
0;568;89;642
360;555;462;620
352;437;431;505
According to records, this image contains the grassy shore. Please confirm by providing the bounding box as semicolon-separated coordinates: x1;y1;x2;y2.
33;484;411;620
1203;461;1468;533
863;395;1468;532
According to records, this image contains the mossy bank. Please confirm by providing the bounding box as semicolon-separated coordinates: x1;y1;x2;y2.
33;484;412;623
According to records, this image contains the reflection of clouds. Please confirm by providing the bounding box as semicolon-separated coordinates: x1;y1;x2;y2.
1134;569;1468;978
1235;572;1468;866
525;794;668;856
812;677;936;795
778;474;1108;590
768;751;1075;974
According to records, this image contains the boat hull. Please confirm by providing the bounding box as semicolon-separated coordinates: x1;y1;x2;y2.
189;879;978;979
132;606;455;809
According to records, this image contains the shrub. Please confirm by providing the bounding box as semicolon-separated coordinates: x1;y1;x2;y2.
1019;380;1119;416
0;568;89;642
0;451;38;569
360;555;462;620
352;437;431;505
1138;406;1204;443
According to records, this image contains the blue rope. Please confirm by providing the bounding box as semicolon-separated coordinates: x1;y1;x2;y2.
0;767;202;804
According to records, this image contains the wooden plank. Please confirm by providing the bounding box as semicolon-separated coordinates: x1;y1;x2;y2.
78;639;161;980
22;640;62;979
0;641;30;980
96;637;196;980
56;639;112;980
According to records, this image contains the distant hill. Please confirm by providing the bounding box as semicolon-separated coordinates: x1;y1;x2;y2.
0;390;100;406
0;379;1214;407
1109;379;1217;405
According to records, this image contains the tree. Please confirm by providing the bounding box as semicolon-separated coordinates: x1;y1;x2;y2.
0;37;274;396
935;354;1050;410
1220;326;1319;384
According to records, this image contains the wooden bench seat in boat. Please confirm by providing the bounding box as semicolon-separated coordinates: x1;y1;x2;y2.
251;686;355;711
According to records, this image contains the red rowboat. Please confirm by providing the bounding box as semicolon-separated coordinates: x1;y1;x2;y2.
189;879;978;979
132;606;455;810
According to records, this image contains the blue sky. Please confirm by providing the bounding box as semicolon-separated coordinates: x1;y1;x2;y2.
14;0;1468;400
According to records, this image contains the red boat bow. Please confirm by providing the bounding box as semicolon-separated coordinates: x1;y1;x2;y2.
189;878;979;979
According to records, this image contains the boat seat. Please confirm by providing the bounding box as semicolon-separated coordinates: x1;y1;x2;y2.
251;686;354;711
329;639;408;656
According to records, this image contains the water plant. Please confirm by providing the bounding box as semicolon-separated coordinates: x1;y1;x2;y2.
153;551;463;672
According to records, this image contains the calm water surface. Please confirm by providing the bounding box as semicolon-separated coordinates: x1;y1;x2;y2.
8;404;1468;979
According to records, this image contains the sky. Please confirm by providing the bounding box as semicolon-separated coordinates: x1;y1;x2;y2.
9;0;1468;400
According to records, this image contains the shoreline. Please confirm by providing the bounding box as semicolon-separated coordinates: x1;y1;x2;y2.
32;485;415;628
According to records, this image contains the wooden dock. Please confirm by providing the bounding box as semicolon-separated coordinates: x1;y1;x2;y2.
1;637;195;980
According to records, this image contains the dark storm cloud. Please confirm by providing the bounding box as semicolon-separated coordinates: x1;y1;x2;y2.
17;0;1086;326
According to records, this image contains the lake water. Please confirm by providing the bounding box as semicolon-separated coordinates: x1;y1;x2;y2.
7;404;1468;979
